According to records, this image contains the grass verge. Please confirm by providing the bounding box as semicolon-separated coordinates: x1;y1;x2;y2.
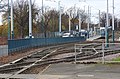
112;57;120;61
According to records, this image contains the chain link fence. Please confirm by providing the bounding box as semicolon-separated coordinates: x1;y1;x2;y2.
75;43;120;64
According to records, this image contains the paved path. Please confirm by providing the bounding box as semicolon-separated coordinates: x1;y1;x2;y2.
0;63;120;79
39;63;120;79
87;35;101;41
0;74;37;78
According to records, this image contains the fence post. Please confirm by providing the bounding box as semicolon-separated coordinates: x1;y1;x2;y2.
75;44;77;64
80;47;82;53
102;43;105;64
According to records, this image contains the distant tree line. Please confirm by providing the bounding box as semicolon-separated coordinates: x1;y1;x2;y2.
0;0;120;39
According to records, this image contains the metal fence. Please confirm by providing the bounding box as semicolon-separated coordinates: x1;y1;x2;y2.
75;43;120;64
0;45;8;57
8;37;86;53
33;32;64;38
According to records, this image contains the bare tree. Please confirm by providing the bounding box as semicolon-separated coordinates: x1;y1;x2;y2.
47;9;59;32
0;0;7;12
67;7;88;30
2;0;39;38
77;9;87;29
43;9;56;37
100;12;113;27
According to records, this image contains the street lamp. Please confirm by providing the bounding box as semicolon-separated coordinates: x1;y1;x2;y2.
29;0;32;38
58;1;61;33
112;0;115;42
105;0;109;47
98;10;100;28
69;10;71;32
41;0;45;37
87;6;90;38
8;0;10;39
67;8;72;32
78;9;81;32
11;0;14;39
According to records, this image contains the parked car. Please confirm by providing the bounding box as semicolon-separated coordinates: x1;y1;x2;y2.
25;36;34;39
62;33;74;37
80;30;88;37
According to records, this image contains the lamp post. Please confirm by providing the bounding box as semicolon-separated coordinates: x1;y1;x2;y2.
68;9;71;32
78;9;81;32
98;10;100;28
112;0;115;42
29;0;32;38
106;0;109;47
58;1;61;33
87;6;90;38
41;0;45;37
8;0;10;39
11;0;14;39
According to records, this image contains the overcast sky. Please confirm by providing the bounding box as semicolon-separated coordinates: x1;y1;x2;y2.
0;0;120;25
34;0;120;13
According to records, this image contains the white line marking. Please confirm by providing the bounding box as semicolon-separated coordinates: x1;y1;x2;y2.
77;75;94;77
40;64;51;74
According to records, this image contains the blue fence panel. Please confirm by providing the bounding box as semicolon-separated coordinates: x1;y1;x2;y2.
31;38;46;47
46;38;55;45
8;39;31;52
8;37;86;53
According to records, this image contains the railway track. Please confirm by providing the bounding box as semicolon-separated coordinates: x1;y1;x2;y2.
0;44;75;77
0;42;120;78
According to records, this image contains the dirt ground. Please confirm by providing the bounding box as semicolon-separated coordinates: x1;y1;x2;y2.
0;37;7;45
0;48;43;65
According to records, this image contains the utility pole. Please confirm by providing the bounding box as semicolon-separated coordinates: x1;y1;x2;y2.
8;0;10;39
42;0;43;22
106;0;109;47
69;10;71;32
79;10;81;32
41;0;45;37
29;0;32;38
89;7;91;23
11;0;14;39
58;1;61;33
112;0;115;42
90;7;92;36
87;6;90;38
99;10;100;28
